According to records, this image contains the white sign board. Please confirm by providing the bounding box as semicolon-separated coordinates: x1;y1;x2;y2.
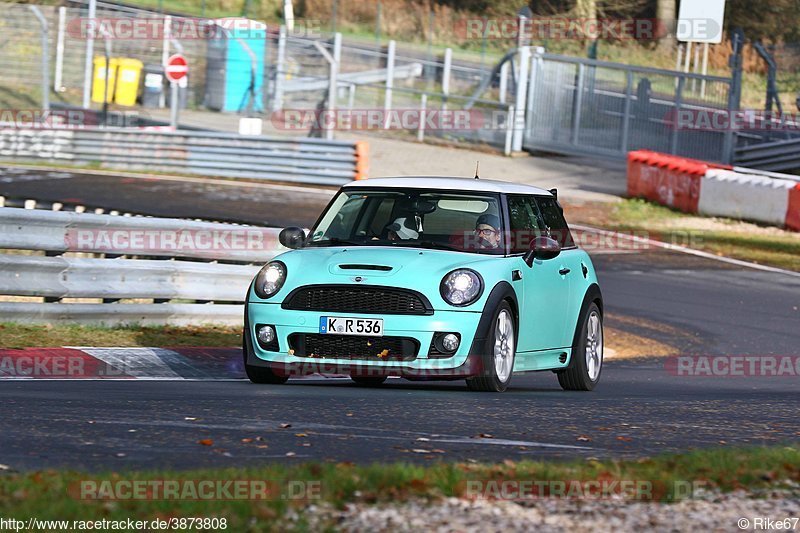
677;0;727;44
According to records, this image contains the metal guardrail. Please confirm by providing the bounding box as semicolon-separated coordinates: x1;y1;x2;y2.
735;137;800;172
0;207;286;325
0;128;365;185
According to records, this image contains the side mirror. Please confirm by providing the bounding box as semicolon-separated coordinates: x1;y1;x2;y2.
523;236;561;267
279;227;306;249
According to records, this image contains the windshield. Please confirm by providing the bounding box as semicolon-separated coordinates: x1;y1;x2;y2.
307;189;504;254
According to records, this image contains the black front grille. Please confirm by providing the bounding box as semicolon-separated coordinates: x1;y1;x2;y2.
282;285;432;315
289;334;418;361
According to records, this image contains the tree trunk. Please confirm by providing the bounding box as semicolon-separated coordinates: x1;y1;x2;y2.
657;0;677;49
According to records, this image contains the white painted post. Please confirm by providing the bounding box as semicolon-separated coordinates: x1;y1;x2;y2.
683;40;692;73
499;61;509;104
54;6;66;93
383;40;395;129
333;32;342;100
160;15;172;108
81;0;96;108
511;46;530;153
700;43;710;98
504;104;514;156
417;94;427;142
283;0;295;33
272;25;287;112
441;47;451;109
170;82;179;128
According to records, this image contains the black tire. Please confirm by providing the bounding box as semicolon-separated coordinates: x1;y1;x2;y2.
557;301;603;391
350;376;387;387
466;301;516;392
243;324;289;385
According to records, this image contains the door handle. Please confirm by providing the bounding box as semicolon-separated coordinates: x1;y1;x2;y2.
559;268;571;276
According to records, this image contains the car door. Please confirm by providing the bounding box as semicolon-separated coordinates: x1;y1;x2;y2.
507;195;572;352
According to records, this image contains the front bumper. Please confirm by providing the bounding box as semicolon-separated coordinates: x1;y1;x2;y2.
246;302;485;379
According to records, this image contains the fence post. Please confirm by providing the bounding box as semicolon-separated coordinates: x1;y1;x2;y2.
504;105;515;156
28;6;50;112
442;47;452;109
160;16;172;108
525;47;544;136
417;94;427;142
498;61;509;104
670;76;685;155
326;33;341;141
511;46;531;152
81;0;97;108
272;25;287;112
383;40;396;129
570;63;585;146
54;6;66;93
620;70;633;153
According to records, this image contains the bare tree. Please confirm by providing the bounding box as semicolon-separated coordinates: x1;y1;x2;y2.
657;0;676;49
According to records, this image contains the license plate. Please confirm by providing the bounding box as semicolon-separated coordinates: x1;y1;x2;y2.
319;316;383;336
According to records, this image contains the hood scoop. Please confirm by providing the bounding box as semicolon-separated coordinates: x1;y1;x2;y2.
337;264;394;272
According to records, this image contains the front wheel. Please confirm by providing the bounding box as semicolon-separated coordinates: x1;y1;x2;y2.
557;302;603;391
466;301;516;392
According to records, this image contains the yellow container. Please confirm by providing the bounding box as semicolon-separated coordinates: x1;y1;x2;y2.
91;57;119;104
113;58;144;106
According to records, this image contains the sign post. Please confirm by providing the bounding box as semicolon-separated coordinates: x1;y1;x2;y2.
165;54;188;129
677;0;727;98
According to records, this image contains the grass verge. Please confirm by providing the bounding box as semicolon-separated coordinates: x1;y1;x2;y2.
567;198;800;272
0;446;797;528
0;323;240;349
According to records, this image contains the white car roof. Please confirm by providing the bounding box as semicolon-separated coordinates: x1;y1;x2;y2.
342;176;554;196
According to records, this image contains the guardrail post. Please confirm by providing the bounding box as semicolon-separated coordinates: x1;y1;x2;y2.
511;46;531;153
272;25;287;112
383;40;396;129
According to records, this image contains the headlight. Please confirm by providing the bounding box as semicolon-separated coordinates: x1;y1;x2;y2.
440;269;483;306
254;261;286;299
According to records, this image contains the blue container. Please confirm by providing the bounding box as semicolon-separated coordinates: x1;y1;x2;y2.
204;18;266;113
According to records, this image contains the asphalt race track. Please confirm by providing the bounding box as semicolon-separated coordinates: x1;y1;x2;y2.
1;167;799;471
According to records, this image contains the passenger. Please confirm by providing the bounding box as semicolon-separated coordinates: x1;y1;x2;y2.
385;217;419;241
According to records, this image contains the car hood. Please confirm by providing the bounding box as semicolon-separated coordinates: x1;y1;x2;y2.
256;245;501;310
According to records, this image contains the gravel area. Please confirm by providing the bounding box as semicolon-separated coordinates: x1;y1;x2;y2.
299;489;800;532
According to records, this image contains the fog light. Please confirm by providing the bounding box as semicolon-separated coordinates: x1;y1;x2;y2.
257;325;276;345
441;333;460;352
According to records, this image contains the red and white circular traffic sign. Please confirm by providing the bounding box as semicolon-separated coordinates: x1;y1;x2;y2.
165;54;188;83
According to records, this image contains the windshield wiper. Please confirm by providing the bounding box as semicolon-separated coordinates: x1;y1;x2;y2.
399;240;461;252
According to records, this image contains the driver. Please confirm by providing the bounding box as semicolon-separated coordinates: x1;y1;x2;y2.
385;217;419;241
474;214;501;249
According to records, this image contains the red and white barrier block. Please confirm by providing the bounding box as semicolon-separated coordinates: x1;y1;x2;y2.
627;150;800;231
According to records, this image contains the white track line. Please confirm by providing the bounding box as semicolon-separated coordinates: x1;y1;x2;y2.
573;223;800;279
0;164;336;195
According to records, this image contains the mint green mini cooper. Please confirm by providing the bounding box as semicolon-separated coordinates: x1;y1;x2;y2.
243;177;603;392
